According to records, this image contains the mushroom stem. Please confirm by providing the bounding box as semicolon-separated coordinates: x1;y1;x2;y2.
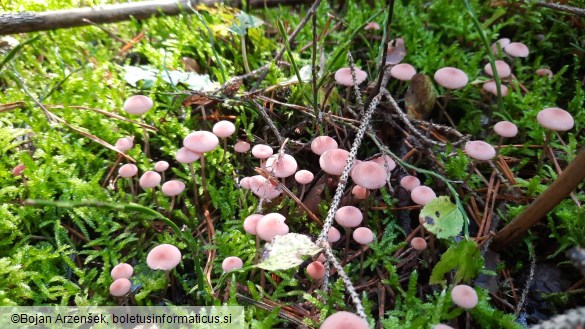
188;163;200;209
161;171;166;184
536;131;552;174
102;154;123;187
344;227;351;261
463;160;478;185
152;187;159;208
299;184;306;201
200;156;208;199
496;136;504;156
161;270;171;299
141;114;151;158
169;195;175;213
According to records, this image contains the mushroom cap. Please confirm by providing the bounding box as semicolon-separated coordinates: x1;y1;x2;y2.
411;237;427;251
123;95;153;115
537;107;574;131
433;325;455;329
371;155;396;171
491;38;510;54
212;120;236;138
350;162;388;190
176;147;201;164
243;214;263;235
295;170;314;185
146;244;182;271
320;311;369;329
251;144;274;159
234;141;251;153
327;227;341;242
451;284;479;309
482;81;509;97
239;177;251;189
410;186;437;205
115;137;134;152
154;160;169;172
118;164;138;178
311;136;338;155
183;131;219;153
161;180;186;196
111;263;134;280
536;68;553;78
465;141;496;161
222;256;243;272
390;63;417;81
306;261;326;280
265;154;298;178
351;185;369;200
400;175;421;191
504;42;529;58
12;164;26;176
434;67;468;90
335;206;363;228
139;171;161;189
248;175;281;200
364;22;380;30
483;60;511;79
493;121;518;138
110;278;132;297
353;227;374;245
334;67;368;86
256;213;289;242
319;149;351;175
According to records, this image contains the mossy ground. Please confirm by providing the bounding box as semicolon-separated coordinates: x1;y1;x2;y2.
0;0;584;328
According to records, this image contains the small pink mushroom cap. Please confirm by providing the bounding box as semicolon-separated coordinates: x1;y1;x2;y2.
161;180;186;196
434;67;468;90
411;237;427;251
239;177;251;189
491;38;510;54
311;136;338;155
371;155;396;171
251;144;274;159
248;175;281;200
364;22;380;30
327;227;341;243
390;63;417;81
306;261;326;280
295;170;314;185
115;137;134;152
123;95;153;115
110;278;132;297
465;141;496;161
154;161;169;172
234;141;251;153
537;107;575;131
335;206;363;228
146;244;182;271
256;213;289;241
493;121;518;138
400;176;421;191
353;227;374;245
504;42;529;58
334;67;368;86
118;164;138;178
183;131;219;153
243;214;263;235
12;164;26;176
351;185;369;200
176;147;201;164
320;311;369;329
483;60;511;79
536;68;553;78
111;263;134;280
139;171;161;189
222;256;243;272
410;186;437;205
451;284;479;309
265;154;298;178
319;149;350;175
482;81;509;97
212;120;236;138
350;162;388;190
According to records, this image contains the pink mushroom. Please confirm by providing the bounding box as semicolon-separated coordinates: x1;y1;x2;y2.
334;67;368;86
320;311;369;329
311;136;338;155
146;244;182;271
222;256;243;272
410;186;437;205
434;67;468;90
111;263;134;280
306;261;326;280
390;63;417;81
110;278;132;297
451;284;478;309
400;175;420;191
256;213;289;242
